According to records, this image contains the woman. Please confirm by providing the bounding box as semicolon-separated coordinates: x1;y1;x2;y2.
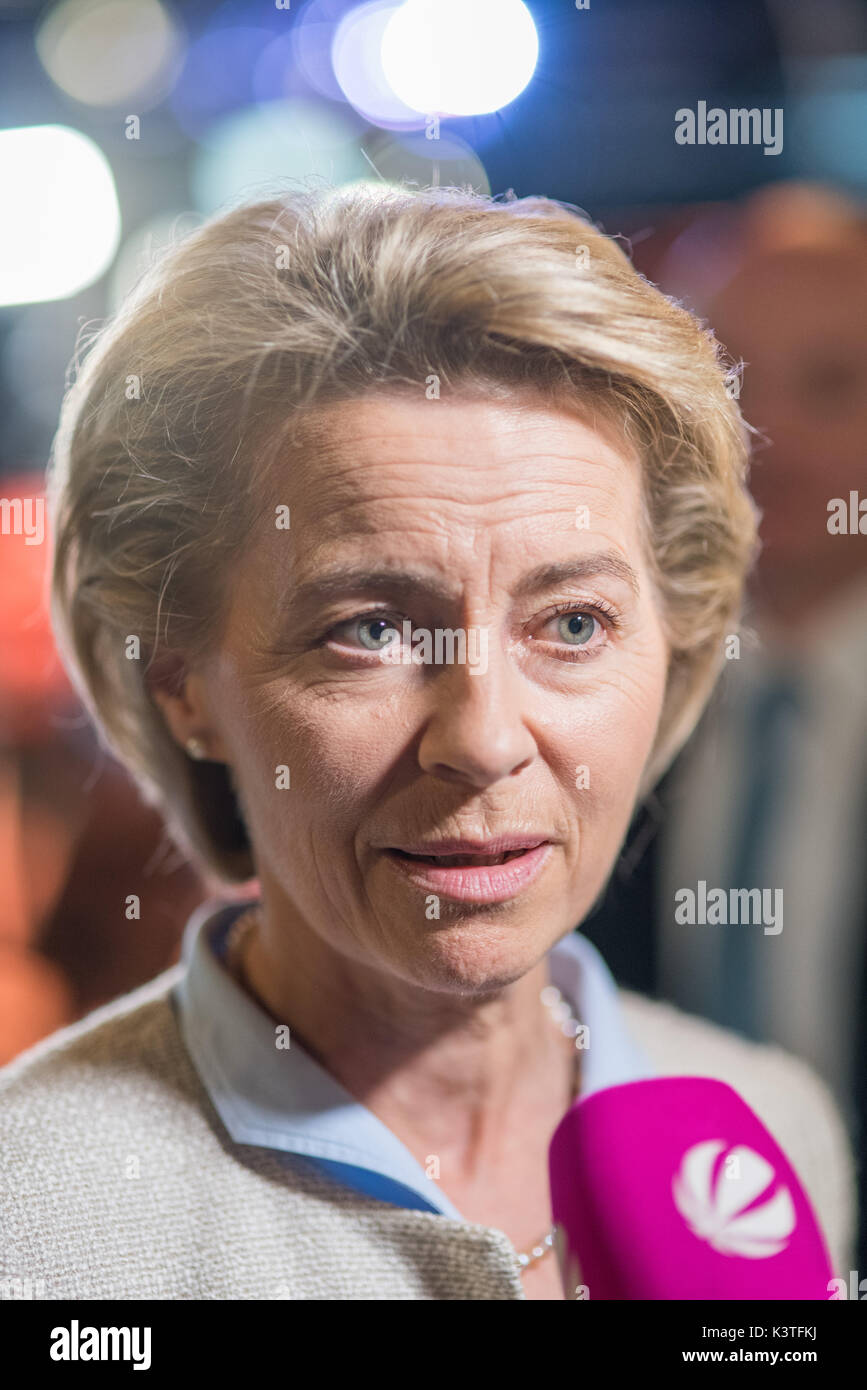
0;185;855;1300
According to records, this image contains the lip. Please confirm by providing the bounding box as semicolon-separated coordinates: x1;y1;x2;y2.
388;835;550;856
381;841;553;903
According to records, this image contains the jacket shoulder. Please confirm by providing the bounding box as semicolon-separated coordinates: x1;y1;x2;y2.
619;988;857;1277
0;963;190;1106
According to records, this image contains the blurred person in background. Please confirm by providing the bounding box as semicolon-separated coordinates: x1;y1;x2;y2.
590;182;867;1270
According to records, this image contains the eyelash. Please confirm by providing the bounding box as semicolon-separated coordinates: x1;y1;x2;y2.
535;600;623;661
320;599;623;663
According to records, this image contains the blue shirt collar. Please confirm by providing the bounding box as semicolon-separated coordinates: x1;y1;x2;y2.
172;900;655;1218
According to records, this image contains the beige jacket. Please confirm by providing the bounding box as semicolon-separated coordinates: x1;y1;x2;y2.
0;966;856;1299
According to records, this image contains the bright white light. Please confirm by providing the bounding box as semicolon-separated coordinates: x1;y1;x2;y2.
381;0;538;116
333;2;419;127
0;126;121;306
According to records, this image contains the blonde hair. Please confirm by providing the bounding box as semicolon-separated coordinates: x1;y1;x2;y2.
48;183;759;882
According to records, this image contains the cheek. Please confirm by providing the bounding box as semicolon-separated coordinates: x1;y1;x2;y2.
545;652;668;813
227;680;397;834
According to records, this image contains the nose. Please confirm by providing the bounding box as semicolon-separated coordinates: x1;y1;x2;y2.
416;640;538;789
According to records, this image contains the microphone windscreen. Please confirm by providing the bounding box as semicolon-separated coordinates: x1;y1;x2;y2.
549;1076;834;1299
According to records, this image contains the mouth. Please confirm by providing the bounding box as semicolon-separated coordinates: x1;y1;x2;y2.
381;839;553;903
388;846;541;867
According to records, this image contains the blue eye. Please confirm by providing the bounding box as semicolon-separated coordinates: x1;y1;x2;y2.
556;612;598;645
355;616;401;651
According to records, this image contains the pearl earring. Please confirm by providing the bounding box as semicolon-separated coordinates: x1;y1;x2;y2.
185;737;207;760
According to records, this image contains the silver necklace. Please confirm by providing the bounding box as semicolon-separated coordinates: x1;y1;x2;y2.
513;984;582;1272
224;908;583;1274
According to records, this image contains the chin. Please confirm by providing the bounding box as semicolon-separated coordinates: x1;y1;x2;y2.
395;915;560;996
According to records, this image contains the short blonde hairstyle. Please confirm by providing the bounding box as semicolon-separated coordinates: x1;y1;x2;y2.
48;183;759;883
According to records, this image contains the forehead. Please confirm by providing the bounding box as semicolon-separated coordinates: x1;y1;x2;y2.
278;391;642;535
228;391;657;627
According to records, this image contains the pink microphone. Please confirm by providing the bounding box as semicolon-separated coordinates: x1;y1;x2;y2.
549;1076;834;1300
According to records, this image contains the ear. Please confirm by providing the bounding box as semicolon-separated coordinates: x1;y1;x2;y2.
145;651;231;764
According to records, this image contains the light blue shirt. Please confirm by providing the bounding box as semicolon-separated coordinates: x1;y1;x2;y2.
171;900;656;1220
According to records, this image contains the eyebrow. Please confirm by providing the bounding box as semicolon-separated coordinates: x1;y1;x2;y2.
514;556;640;600
291;552;640;608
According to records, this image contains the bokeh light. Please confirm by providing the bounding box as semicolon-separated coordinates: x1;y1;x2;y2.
35;0;185;109
381;0;538;116
171;26;276;141
360;127;489;191
289;0;356;105
0;125;121;306
190;97;370;214
332;2;421;130
793;59;867;187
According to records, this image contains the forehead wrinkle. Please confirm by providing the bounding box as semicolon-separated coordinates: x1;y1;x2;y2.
287;456;638;530
278;465;645;600
295;444;632;485
274;402;648;599
292;486;638;562
286;399;637;488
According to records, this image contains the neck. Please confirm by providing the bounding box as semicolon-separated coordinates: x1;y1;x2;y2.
237;889;578;1182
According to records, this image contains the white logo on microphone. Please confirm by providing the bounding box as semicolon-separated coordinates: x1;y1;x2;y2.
672;1140;796;1258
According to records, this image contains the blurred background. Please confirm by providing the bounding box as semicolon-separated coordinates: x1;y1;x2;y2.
1;0;866;1265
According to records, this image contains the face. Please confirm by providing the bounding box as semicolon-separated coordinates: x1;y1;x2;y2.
709;247;867;594
165;392;669;996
